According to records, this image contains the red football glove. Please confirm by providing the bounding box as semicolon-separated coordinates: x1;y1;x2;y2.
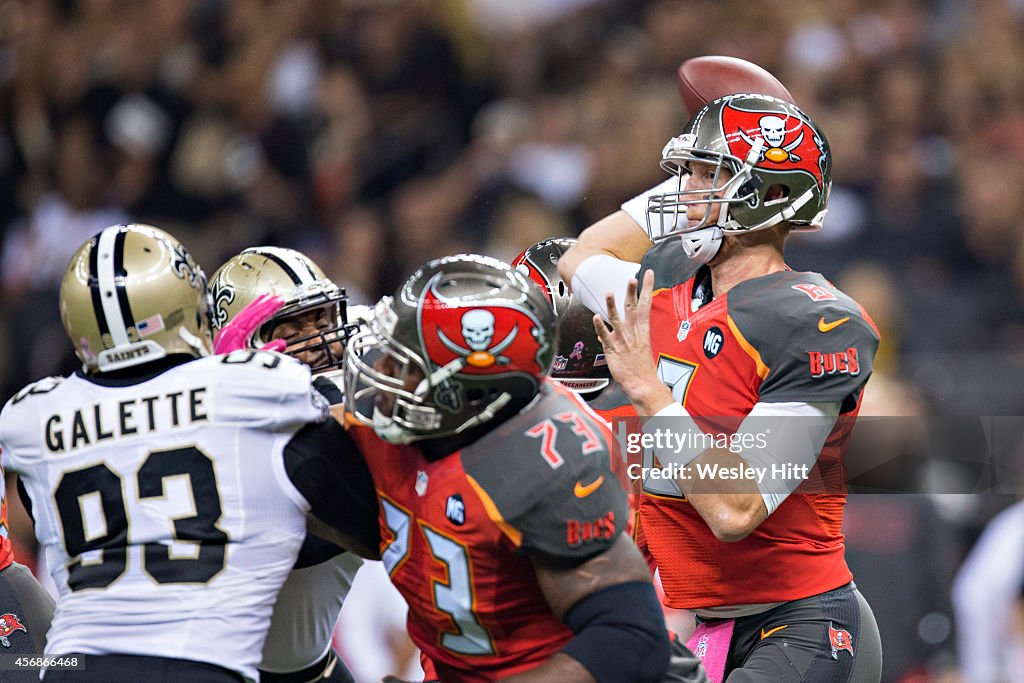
213;294;287;354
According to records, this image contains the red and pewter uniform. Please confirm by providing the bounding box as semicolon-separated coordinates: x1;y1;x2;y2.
636;242;880;610
350;381;627;683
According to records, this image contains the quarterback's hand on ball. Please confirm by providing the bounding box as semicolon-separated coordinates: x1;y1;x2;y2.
593;269;674;415
213;293;286;354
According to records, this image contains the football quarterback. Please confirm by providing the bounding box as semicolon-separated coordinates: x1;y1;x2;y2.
593;96;883;682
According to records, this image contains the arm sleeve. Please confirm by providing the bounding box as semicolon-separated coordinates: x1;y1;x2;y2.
642;400;839;515
734;401;840;514
571;254;640;322
561;581;670;683
282;419;381;556
16;476;32;525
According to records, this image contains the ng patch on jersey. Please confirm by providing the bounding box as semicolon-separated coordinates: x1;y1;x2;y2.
445;494;465;526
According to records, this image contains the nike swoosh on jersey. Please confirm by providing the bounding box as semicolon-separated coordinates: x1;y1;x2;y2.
760;624;789;640
818;316;850;333
574;475;605;498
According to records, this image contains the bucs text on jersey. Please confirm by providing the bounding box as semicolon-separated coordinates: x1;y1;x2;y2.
0;351;331;682
634;240;880;610
349;380;627;683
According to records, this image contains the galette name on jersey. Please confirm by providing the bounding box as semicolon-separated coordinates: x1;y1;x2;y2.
44;387;208;453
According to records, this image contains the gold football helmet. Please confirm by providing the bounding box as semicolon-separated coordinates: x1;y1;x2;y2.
60;224;213;374
209;247;351;372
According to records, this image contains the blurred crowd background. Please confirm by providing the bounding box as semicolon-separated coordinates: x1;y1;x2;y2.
2;0;1024;681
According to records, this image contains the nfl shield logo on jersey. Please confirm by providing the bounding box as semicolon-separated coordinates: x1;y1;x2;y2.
677;320;691;342
415;471;429;497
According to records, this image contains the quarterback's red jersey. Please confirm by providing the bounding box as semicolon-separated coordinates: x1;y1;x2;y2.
636;245;879;610
350;381;627;682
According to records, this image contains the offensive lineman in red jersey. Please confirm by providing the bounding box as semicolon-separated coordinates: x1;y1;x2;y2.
341;255;673;683
588;94;883;682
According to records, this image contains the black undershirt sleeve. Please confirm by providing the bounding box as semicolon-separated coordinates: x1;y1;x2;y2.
283;420;380;559
16;476;32;525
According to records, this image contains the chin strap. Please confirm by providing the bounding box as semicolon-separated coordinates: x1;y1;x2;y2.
680;227;723;264
372;406;418;444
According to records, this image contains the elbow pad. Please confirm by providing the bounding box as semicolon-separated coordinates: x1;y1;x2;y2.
561;581;670;683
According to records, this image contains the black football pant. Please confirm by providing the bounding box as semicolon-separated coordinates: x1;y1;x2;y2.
699;582;882;682
261;650;357;683
41;654;243;681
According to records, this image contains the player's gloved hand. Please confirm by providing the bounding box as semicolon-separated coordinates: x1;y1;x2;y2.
213;294;287;354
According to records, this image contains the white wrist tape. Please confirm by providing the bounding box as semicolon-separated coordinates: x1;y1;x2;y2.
642;402;707;468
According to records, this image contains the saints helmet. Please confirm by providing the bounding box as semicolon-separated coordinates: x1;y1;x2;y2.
647;94;831;244
512;238;611;397
209;247;351;372
344;254;555;445
60;224;212;374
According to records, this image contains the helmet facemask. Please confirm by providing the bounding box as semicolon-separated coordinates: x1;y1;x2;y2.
344;255;553;447
258;281;352;373
210;246;355;374
646;135;764;242
344;297;514;445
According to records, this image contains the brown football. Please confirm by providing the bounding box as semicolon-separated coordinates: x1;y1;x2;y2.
677;56;795;116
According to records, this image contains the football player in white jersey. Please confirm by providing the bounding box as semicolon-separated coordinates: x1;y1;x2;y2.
210;247;366;683
0;224;380;682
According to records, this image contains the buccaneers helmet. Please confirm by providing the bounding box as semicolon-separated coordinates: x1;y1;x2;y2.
344;254;555;445
60;224;212;373
209;247;351;372
647;94;831;259
512;238;611;396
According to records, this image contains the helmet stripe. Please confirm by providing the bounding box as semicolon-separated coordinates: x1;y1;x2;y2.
112;228;136;335
95;227;130;346
88;234;111;340
256;249;305;285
